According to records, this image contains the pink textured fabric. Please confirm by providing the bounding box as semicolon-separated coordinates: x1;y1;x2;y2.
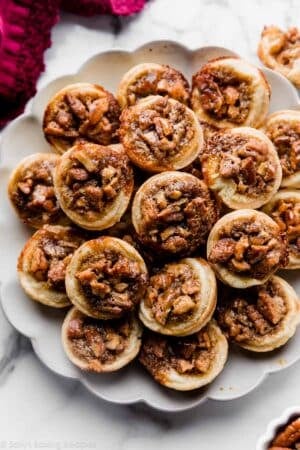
0;0;145;128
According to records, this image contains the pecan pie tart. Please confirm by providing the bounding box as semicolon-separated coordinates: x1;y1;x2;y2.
53;142;134;231
263;110;300;188
269;416;300;449
139;257;217;336
18;225;85;307
202;127;282;209
119;95;203;172
66;237;148;319
191;57;270;129
139;320;228;391
62;307;142;372
207;210;287;288
116;63;190;108
43;83;120;154
263;190;300;269
217;276;300;352
258;26;300;88
132;171;220;256
8;153;68;228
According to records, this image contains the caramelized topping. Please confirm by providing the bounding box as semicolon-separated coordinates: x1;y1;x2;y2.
269;416;300;449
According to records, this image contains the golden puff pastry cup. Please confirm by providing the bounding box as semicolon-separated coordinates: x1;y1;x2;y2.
8;153;68;228
65;236;148;320
43;83;120;154
263;190;300;269
217;276;300;352
53;142;134;231
139;257;217;336
191;57;270;129
258;26;300;88
119;95;203;173
18;225;86;308
139;320;228;391
132;171;220;257
62;307;142;373
202;127;282;210
116;63;190;108
207;209;287;288
262;110;300;188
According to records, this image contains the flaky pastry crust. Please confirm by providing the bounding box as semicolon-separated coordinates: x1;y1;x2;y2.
62;307;142;372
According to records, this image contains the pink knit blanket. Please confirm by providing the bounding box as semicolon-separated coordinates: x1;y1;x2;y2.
0;0;145;128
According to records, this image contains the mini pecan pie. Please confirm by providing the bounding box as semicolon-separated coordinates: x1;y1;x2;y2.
263;110;300;188
207;210;287;288
139;320;228;391
191;57;270;129
269;416;300;449
8;153;68;228
263;190;300;269
217;276;300;352
132;171;220;256
258;26;300;88
139;257;217;336
119;95;203;173
53;142;134;231
116;63;190;108
66;237;148;319
62;307;142;372
202;127;282;209
43;83;120;154
18;225;86;307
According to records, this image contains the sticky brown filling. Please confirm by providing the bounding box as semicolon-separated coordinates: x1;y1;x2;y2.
27;229;84;291
271;27;300;68
61;146;132;218
75;249;148;317
139;328;215;377
267;123;300;178
67;314;131;367
12;159;61;224
193;66;252;123
138;177;219;255
269;417;300;449
268;198;300;258
145;262;200;326
208;218;287;279
126;66;190;105
205;133;276;196
44;88;120;146
217;279;287;343
120;96;195;165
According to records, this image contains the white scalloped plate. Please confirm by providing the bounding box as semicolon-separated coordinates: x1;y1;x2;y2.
0;41;300;412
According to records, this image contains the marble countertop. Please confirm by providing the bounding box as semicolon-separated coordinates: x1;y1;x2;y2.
1;0;300;448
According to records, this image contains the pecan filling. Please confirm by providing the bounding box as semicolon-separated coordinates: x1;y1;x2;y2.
269;417;300;449
145;263;200;326
28;234;83;291
193;67;252;123
12;160;61;223
120;96;195;164
75;250;148;316
267;123;300;178
208;219;287;279
217;279;287;342
268;199;300;258
44;88;120;146
126;66;190;105
140;328;215;376
272;27;300;68
138;178;219;255
205;133;276;196
62;147;132;218
67;315;131;367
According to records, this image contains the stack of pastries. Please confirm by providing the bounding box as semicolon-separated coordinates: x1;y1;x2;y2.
8;47;300;391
